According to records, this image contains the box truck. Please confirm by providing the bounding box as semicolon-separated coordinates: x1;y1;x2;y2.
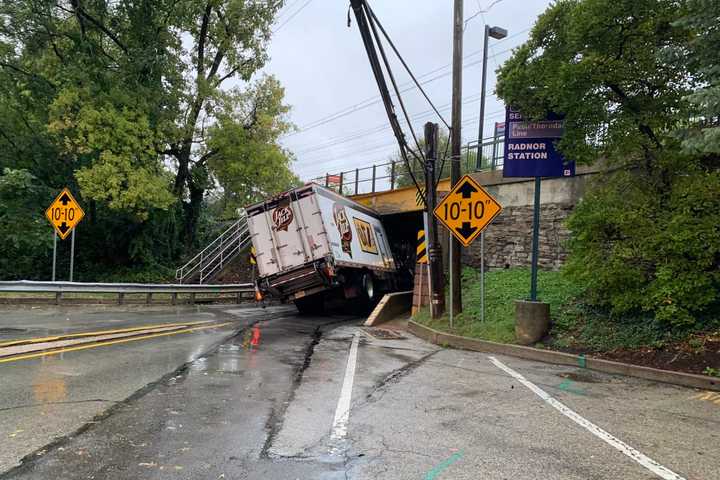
246;183;398;313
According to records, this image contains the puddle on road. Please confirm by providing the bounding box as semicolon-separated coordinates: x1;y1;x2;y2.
189;324;263;376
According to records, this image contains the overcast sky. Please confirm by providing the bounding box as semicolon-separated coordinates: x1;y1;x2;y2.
261;0;553;186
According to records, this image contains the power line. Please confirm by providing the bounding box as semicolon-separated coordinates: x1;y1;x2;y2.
297;110;505;177
292;94;483;155
273;0;313;33
294;97;502;158
285;28;528;137
275;0;303;21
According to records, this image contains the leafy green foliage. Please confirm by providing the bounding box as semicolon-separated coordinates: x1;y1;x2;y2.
0;169;53;279
672;0;720;155
496;0;720;327
0;1;299;280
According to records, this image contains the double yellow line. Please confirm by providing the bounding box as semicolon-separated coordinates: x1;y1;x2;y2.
0;320;214;348
0;321;234;364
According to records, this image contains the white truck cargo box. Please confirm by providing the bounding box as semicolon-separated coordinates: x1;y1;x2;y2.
245;184;396;303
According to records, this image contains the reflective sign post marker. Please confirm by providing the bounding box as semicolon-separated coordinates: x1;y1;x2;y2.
530;177;541;301
52;231;57;282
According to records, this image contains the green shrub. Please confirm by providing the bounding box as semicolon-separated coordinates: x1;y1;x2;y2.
565;164;720;328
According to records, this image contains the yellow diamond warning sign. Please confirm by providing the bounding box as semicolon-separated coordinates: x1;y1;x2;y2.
45;188;85;240
433;175;502;247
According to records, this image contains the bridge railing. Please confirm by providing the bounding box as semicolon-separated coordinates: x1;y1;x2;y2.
310;136;504;195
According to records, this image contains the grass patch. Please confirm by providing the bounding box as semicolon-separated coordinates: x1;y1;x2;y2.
413;266;582;344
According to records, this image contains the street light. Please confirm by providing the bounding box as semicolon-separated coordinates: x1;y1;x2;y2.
476;25;507;170
476;24;507;325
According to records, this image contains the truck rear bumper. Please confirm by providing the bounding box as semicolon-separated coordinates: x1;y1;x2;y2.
258;260;331;301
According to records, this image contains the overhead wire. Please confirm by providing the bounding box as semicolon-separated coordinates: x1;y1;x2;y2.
299;110;505;178
286;27;529;136
295;100;503;159
365;3;450;130
273;0;314;33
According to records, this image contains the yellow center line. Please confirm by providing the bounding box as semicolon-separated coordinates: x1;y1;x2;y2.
0;322;236;364
0;320;214;348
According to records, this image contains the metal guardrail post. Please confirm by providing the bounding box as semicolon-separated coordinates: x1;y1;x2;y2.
371;165;376;193
339;172;344;193
118;292;124;305
355;169;359;195
390;161;396;190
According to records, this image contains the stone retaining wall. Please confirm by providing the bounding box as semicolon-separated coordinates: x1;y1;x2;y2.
461;203;574;271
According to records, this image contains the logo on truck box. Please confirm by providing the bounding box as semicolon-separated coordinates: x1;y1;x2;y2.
333;203;353;257
353;218;378;254
272;205;294;232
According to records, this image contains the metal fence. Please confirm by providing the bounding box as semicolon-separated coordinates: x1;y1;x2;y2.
0;281;255;304
309;134;505;195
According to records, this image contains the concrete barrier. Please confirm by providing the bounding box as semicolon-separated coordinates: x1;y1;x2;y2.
407;320;720;392
364;291;413;327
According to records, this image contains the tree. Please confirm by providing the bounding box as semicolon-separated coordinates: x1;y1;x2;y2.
496;0;720;326
0;1;299;279
386;129;479;189
673;0;720;155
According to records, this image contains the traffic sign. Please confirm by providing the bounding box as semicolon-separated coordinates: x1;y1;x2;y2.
433;175;502;247
45;188;85;240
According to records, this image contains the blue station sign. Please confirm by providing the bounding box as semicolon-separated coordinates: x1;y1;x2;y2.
502;107;575;178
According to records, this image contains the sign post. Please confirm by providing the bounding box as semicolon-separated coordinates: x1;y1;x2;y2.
434;174;503;324
45;188;85;281
51;232;57;282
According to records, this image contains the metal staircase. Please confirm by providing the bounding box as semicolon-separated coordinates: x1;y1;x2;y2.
175;212;252;284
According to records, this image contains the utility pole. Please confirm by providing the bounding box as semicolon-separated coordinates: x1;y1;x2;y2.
424;122;445;318
449;0;463;314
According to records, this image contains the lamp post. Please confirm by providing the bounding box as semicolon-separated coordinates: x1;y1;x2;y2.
476;25;507;170
476;25;507;324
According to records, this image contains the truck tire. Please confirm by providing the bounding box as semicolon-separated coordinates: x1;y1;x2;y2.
361;272;376;303
294;294;324;315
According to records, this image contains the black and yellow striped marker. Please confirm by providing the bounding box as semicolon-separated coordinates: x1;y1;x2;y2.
416;230;428;264
249;246;257;265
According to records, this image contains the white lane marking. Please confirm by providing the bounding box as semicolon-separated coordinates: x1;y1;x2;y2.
331;332;360;440
487;356;686;480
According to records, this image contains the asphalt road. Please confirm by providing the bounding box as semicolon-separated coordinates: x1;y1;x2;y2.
0;304;717;479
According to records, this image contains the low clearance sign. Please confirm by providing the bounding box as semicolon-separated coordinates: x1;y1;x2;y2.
502;107;575;178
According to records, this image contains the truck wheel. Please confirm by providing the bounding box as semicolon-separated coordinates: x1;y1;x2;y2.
360;272;378;313
360;272;375;303
294;295;324;315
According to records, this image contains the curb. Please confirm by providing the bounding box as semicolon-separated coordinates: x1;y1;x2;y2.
407;320;720;392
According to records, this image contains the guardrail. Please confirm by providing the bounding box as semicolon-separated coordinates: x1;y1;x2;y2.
0;281;255;305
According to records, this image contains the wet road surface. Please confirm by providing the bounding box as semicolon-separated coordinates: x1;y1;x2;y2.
1;304;717;479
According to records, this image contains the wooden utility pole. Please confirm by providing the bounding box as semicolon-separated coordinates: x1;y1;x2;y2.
424;122;445;318
449;0;463;314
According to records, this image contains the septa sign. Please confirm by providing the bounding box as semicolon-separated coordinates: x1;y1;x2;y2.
502;107;575;178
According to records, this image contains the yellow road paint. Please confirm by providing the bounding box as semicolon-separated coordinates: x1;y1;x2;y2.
0;322;235;364
0;320;213;348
